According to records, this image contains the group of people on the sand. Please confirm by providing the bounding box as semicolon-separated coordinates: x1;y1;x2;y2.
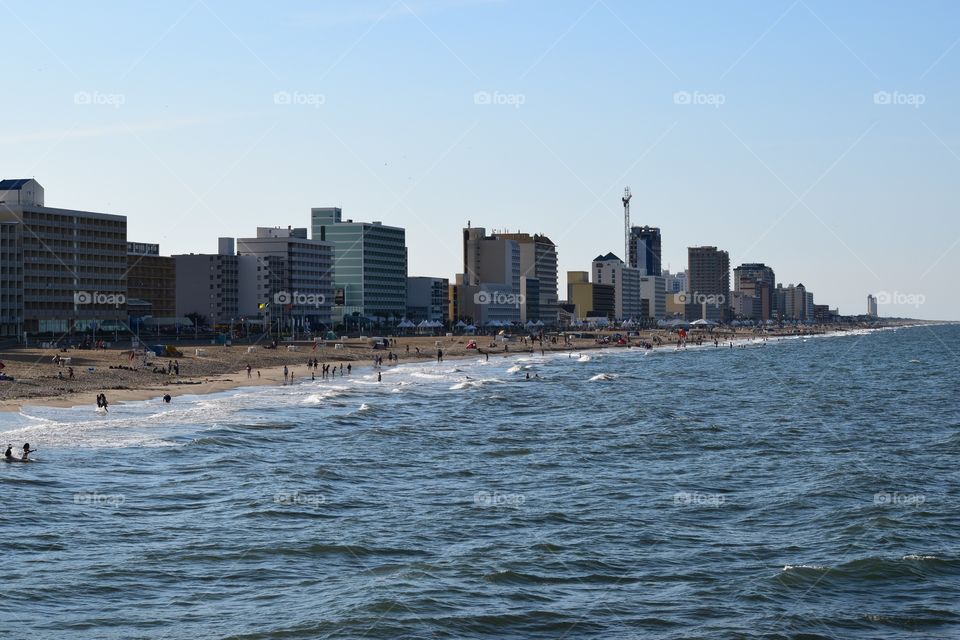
4;443;34;461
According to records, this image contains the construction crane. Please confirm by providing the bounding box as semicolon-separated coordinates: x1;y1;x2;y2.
622;186;632;264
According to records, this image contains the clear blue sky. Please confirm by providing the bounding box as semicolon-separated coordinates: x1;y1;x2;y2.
2;0;958;319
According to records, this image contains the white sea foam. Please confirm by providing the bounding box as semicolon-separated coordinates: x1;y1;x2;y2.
588;373;617;382
449;378;504;390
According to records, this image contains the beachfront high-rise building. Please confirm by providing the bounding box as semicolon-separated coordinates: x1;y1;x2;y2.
567;271;594;320
127;243;176;319
867;294;878;317
0;179;128;337
639;275;666;321
663;269;687;294
733;263;776;321
174;238;239;327
777;283;809;321
311;207;407;324
592;252;641;320
456;226;522;326
687;246;730;321
237;227;335;332
0;220;23;338
629;226;662;276
406;276;449;324
492;232;559;325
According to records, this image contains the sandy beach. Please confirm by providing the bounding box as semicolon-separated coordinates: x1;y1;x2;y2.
0;323;919;412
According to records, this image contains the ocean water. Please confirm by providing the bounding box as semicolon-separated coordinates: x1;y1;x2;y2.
2;325;959;639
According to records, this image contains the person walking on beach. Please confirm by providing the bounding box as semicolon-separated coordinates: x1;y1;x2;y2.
437;348;443;363
246;364;252;378
283;365;289;384
347;363;351;375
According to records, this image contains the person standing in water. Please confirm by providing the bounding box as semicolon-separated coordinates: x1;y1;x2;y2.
21;443;33;460
283;365;289;384
4;444;12;461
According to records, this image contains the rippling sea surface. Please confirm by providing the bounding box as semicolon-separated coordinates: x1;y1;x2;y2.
3;325;959;639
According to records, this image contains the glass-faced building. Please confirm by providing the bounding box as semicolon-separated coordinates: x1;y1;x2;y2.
311;207;407;323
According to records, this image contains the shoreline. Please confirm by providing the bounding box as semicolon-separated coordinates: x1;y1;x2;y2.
0;321;940;414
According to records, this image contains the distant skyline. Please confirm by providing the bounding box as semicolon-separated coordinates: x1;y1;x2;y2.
1;0;958;319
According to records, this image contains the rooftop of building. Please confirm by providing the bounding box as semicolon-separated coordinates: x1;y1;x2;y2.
593;252;623;263
492;231;556;246
0;179;33;190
